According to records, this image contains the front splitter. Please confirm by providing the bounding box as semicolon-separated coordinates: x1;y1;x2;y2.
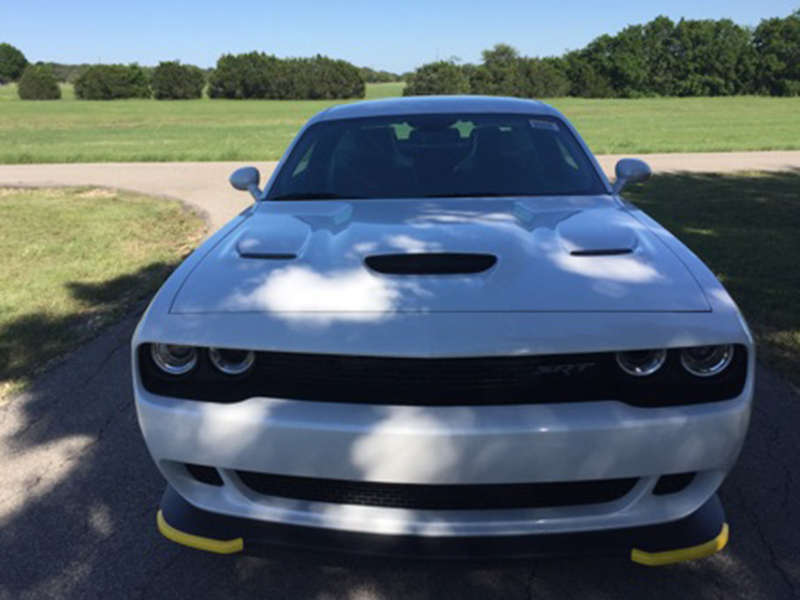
157;486;728;566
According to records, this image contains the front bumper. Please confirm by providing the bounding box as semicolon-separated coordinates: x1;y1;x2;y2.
136;385;751;538
157;486;729;565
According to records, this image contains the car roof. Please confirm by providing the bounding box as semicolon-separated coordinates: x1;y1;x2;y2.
313;95;563;123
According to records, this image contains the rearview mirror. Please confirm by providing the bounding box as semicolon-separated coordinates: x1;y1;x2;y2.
229;167;262;202
613;159;651;194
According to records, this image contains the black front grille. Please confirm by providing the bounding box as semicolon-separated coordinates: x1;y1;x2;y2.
236;472;638;510
139;345;748;407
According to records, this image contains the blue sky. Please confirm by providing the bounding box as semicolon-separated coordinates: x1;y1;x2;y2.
2;0;796;73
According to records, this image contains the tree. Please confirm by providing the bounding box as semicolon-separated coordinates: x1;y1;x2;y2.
17;64;61;100
753;11;800;96
74;64;151;100
151;61;205;100
597;25;650;97
563;51;614;97
403;61;471;96
470;44;524;96
0;43;28;83
641;16;680;96
564;14;763;97
671;19;756;96
516;57;571;98
482;43;520;65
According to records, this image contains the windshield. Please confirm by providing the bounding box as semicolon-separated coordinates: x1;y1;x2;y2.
267;113;607;201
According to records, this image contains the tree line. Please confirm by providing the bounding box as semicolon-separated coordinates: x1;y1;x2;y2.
404;11;800;98
3;10;798;101
0;47;367;101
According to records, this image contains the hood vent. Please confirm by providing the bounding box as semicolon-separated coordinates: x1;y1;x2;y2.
570;248;633;257
365;253;498;275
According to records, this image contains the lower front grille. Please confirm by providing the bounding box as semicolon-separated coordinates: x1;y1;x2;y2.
236;471;638;510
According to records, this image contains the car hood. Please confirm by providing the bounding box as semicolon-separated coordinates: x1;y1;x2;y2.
170;197;710;315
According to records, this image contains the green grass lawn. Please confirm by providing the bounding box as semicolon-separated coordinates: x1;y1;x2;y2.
627;171;800;389
0;82;798;163
0;187;205;401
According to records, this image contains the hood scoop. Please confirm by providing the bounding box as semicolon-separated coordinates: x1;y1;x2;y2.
556;211;639;256
365;253;498;275
235;216;311;260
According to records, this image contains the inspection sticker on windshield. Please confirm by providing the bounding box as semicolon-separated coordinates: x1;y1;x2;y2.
530;119;560;131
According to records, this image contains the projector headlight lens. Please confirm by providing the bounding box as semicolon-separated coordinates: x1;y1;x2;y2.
209;348;255;376
616;349;667;377
151;344;197;376
681;345;734;377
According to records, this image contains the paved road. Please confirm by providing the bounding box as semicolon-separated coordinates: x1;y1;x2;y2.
1;152;800;598
2;150;800;231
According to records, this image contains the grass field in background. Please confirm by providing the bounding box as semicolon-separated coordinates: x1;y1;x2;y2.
364;82;406;99
629;171;800;390
1;82;799;163
0;187;205;401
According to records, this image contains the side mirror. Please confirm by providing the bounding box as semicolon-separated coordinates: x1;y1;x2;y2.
613;158;651;194
229;167;262;202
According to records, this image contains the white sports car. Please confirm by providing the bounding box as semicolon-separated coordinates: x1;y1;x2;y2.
134;96;753;565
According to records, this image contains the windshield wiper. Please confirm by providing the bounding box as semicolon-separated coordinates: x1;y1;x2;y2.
270;192;363;201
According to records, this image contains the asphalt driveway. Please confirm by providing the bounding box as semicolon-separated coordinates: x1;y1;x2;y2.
1;153;800;599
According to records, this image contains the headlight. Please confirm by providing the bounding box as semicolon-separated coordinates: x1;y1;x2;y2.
681;345;734;377
209;347;255;376
616;349;667;377
151;344;197;376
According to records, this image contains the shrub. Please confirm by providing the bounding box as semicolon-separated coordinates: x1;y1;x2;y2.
208;52;365;100
208;52;279;99
0;43;28;83
151;61;205;100
17;64;61;100
74;64;151;100
403;61;470;96
280;56;365;99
